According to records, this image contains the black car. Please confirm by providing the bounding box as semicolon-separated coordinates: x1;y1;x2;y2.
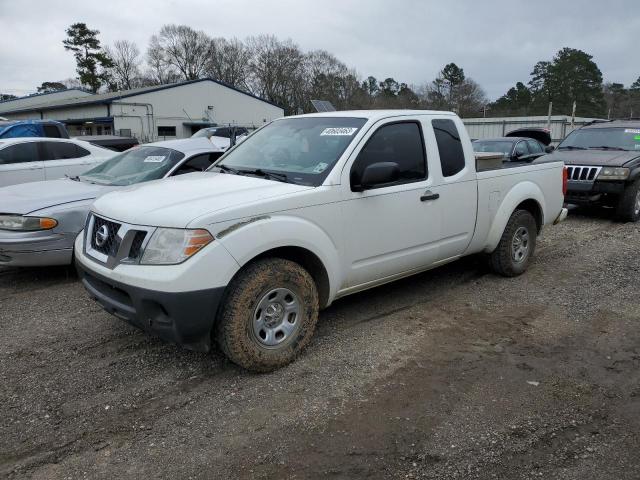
473;128;554;163
545;120;640;221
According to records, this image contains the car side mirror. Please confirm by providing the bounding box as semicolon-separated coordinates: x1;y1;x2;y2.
545;145;555;153
353;162;400;191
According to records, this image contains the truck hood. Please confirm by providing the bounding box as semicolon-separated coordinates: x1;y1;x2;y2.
546;149;640;167
0;179;115;215
92;172;314;228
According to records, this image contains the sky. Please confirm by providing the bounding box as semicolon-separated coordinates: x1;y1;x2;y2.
1;0;639;100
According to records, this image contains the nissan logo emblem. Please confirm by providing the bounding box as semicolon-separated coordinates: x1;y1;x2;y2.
95;224;109;247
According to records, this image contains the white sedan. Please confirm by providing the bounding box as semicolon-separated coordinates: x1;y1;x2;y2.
0;137;116;187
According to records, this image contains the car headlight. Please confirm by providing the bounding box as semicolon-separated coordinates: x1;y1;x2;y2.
140;228;213;265
597;167;630;180
0;215;58;231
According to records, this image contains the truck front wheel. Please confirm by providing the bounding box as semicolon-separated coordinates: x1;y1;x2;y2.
216;258;319;372
615;179;640;222
490;209;537;277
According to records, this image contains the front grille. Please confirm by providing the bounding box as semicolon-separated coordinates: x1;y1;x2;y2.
566;165;600;181
90;216;121;256
128;231;147;260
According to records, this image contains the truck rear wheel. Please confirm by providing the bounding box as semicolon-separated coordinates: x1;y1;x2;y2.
615;179;640;222
490;209;537;277
216;258;319;372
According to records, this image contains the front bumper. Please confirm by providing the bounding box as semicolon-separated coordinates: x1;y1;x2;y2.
0;231;75;267
565;180;625;205
76;261;224;352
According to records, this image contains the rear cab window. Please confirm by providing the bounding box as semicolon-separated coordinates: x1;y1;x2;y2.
432;119;465;177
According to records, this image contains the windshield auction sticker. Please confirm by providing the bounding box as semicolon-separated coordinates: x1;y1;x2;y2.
144;156;167;163
624;129;640;134
321;127;359;136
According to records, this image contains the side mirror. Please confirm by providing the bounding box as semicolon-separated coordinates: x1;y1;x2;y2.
545;145;555;153
353;162;400;191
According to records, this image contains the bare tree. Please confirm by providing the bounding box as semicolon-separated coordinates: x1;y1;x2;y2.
246;35;307;114
146;39;179;85
206;37;252;89
105;40;141;91
150;24;212;81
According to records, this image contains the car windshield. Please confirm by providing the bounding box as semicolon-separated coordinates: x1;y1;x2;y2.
472;140;513;157
214;117;367;186
79;146;185;186
558;127;640;151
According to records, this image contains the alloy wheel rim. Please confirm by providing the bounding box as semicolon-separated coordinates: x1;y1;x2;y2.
511;226;530;263
252;287;301;348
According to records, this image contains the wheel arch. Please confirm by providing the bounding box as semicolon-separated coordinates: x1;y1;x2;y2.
483;181;546;253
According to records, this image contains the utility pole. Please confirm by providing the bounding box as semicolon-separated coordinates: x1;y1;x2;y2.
547;102;553;129
571;101;576;129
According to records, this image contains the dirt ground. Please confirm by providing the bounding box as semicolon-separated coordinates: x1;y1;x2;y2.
1;209;639;479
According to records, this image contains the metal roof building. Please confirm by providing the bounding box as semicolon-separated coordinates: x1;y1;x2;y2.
463;115;602;143
0;79;284;142
0;88;93;114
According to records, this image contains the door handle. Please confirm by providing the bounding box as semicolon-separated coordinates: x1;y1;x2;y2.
420;191;440;202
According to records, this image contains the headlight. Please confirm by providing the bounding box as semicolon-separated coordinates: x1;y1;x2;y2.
0;215;58;231
140;228;213;265
597;167;630;180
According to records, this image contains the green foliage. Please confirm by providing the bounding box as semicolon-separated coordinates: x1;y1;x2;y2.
37;82;67;93
491;48;606;117
63;23;113;93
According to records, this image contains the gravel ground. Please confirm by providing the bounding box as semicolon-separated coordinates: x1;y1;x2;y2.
1;209;639;479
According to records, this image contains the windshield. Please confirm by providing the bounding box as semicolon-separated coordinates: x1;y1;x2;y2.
558;127;640;151
214;117;367;186
79;146;185;186
472;140;513;157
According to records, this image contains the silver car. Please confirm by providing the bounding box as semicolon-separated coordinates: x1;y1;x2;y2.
0;138;224;267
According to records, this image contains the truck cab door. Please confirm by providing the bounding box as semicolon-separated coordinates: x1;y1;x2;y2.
0;141;45;187
429;117;478;259
340;119;443;288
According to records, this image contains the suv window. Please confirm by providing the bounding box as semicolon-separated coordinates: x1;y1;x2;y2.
351;122;427;188
432;119;465;177
174;153;220;175
526;140;543;154
42;141;83;160
514;141;529;157
0;142;39;164
43;124;62;138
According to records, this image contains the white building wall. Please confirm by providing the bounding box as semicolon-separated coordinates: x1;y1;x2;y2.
0;89;92;114
112;80;284;142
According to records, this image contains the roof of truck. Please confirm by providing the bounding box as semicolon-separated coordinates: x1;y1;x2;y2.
289;110;457;120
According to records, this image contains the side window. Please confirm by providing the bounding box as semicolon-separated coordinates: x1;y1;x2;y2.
351;122;426;188
172;153;217;175
432;119;465;177
0;142;39;164
43;124;62;138
75;145;91;157
526;140;543;154
514;141;529;157
42;141;80;160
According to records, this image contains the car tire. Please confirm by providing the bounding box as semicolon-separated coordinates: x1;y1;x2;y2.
615;179;640;222
215;258;319;372
490;209;538;277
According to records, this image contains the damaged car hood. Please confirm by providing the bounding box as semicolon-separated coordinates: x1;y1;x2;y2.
545;149;640;167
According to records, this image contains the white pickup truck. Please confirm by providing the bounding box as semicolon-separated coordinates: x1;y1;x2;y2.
75;110;567;371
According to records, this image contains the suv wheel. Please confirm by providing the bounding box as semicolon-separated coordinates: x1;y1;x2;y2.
216;258;319;372
490;209;538;277
615;179;640;222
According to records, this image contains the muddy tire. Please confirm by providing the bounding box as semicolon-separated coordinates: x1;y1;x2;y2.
615;179;640;222
490;209;537;277
215;258;319;372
